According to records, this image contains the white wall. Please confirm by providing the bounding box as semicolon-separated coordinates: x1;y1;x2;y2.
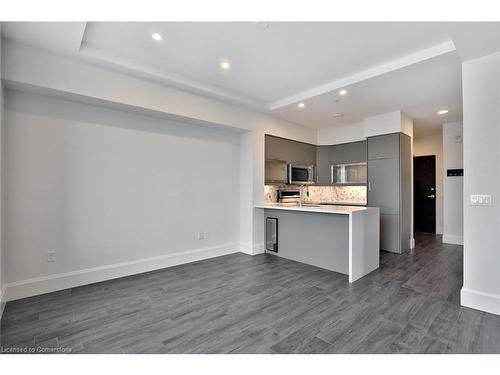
317;111;414;146
3;90;243;300
1;43;318;300
2;41;318;266
461;52;500;315
442;122;463;244
414;132;444;234
364;111;413;138
317;122;364;145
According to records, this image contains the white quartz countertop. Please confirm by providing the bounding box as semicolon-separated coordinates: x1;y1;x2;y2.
307;201;367;207
254;203;377;215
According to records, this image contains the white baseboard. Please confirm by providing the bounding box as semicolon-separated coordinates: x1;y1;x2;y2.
0;286;6;321
240;242;265;255
4;243;240;302
410;238;415;249
436;226;444;235
442;234;464;245
253;243;265;255
240;242;253;255
461;287;500;316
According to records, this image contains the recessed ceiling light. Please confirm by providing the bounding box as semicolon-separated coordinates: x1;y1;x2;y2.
297;102;305;108
339;89;348;96
152;33;163;41
332;113;344;118
437;110;449;115
220;60;231;70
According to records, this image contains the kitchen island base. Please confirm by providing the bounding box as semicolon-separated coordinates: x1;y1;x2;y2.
259;204;380;282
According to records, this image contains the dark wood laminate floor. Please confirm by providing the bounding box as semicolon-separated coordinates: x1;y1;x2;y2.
1;233;499;354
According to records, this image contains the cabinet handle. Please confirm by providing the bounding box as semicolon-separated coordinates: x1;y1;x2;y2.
368;181;372;191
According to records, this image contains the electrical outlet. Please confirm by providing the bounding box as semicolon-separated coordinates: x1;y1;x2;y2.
198;232;204;240
47;251;56;263
470;194;492;206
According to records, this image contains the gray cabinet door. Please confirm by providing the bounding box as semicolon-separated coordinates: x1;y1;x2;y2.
343;141;367;163
265;135;290;161
295;142;317;165
368;158;400;215
316;146;332;184
368;133;399;160
330;144;344;165
399;133;412;253
380;214;400;253
265;135;316;165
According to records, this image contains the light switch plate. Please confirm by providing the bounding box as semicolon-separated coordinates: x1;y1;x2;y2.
470;194;492;206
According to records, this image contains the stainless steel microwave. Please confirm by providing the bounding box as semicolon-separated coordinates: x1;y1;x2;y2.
289;164;316;185
265;160;315;185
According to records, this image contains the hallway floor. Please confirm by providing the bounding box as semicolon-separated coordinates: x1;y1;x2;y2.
1;233;499;353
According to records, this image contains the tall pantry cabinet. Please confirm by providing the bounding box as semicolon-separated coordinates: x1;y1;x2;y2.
367;133;411;254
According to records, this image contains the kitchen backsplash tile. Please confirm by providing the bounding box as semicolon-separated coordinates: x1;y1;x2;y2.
264;185;280;203
264;185;367;204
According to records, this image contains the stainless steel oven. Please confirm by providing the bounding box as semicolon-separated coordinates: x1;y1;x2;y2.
289;164;315;185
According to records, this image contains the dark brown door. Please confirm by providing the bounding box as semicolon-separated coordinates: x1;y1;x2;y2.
414;155;436;233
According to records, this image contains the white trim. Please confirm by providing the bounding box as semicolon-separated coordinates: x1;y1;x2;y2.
410;238;416;249
239;242;253;255
239;242;265;255
442;234;464;245
252;243;265;255
461;287;500;316
4;243;240;302
436;226;444;235
0;287;7;321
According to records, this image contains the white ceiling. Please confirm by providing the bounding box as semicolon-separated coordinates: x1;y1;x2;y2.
2;22;500;131
81;22;456;104
272;50;463;128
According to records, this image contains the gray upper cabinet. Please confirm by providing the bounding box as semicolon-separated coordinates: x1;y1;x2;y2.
330;141;367;165
330;144;344;165
316;146;332;184
342;141;367;163
293;142;316;165
367;133;399;160
265;135;368;186
315;141;368;184
265;135;316;166
265;135;292;161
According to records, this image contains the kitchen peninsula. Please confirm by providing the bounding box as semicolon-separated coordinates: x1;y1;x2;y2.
255;203;380;282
